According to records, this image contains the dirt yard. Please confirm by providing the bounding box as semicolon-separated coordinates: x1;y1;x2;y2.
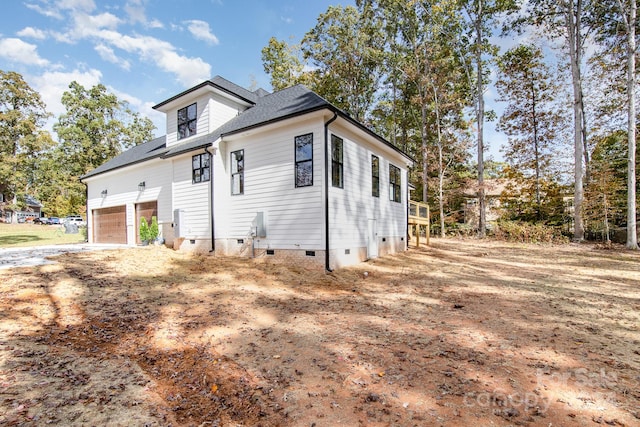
0;238;639;426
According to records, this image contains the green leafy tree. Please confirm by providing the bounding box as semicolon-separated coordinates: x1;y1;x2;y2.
54;81;155;177
301;5;385;122
590;0;637;248
261;37;312;91
461;0;518;236
495;44;563;221
0;70;54;219
51;82;155;215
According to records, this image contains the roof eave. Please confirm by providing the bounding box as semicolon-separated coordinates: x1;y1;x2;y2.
153;81;255;111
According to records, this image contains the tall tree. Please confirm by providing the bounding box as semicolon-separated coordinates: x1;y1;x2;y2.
52;81;155;215
54;81;155;177
522;0;594;240
261;37;310;91
0;70;53;219
495;44;562;220
461;0;517;237
301;5;385;122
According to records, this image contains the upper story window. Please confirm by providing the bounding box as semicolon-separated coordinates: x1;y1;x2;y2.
178;103;197;140
295;133;313;187
231;149;244;195
389;164;401;203
371;155;380;197
192;153;210;184
331;134;343;188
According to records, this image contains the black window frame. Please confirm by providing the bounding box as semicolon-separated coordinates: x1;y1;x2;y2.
192;153;210;184
295;133;313;187
178;102;197;140
331;134;344;188
371;155;380;197
389;164;401;203
231;149;244;195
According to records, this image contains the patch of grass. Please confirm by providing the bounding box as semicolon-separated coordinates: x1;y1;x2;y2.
0;223;86;247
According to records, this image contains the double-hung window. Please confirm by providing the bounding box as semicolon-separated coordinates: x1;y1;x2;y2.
389;164;401;203
331;135;343;188
295;133;313;187
178;103;197;140
192;153;210;184
371;155;380;197
231;149;244;195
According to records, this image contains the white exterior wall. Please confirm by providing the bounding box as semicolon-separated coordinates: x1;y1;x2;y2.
85;158;172;244
171;153;211;242
165;93;245;147
214;116;325;252
327;122;409;268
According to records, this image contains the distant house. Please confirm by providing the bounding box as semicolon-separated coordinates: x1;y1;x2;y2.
81;77;414;270
462;179;511;229
0;193;43;223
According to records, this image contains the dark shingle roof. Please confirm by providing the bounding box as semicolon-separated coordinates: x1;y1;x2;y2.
81;136;168;179
83;81;412;179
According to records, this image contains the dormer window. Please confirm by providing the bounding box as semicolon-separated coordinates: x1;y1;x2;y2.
178;103;197;140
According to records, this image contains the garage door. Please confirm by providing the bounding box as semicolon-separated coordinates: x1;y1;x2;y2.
135;201;158;244
93;206;127;244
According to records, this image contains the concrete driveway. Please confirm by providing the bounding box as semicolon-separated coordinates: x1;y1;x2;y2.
0;244;130;270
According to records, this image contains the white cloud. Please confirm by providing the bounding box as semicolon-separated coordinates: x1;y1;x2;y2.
25;2;64;19
184;20;220;45
0;38;50;67
30;68;103;133
95;44;130;70
57;0;96;13
107;86;164;135
16;27;48;40
281;16;293;24
90;30;211;86
124;0;163;28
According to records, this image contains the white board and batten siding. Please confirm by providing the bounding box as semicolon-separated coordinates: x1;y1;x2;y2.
328;121;409;252
171;153;211;239
85;158;172;244
216;116;325;250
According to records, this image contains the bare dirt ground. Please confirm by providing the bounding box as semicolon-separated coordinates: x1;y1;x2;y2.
1;238;639;427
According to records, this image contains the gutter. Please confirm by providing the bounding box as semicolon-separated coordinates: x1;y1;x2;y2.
204;146;215;252
324;111;338;272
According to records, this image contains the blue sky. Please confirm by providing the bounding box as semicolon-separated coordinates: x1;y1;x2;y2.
0;0;356;134
0;0;507;160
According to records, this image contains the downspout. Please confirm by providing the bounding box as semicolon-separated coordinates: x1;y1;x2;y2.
324;111;338;272
205;146;215;252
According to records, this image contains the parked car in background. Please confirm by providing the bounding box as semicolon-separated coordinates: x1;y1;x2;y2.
64;215;86;226
48;217;61;225
34;217;50;225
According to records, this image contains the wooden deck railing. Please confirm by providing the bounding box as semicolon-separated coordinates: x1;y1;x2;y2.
408;200;430;246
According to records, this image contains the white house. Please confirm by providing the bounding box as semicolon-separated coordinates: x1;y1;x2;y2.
81;76;414;270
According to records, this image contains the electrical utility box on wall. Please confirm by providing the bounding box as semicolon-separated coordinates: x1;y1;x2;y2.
173;209;186;238
255;211;267;237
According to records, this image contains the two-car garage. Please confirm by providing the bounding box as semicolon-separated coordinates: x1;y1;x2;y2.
92;201;157;244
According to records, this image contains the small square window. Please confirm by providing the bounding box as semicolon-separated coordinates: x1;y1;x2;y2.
266;249;275;255
305;250;316;257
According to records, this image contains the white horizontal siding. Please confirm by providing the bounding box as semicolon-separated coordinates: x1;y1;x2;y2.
215;117;325;249
327;122;409;251
172;154;211;238
85;158;173;244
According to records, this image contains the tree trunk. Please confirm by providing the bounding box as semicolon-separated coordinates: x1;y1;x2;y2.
624;0;638;249
476;0;486;237
421;101;429;204
566;0;585;241
530;76;542;221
